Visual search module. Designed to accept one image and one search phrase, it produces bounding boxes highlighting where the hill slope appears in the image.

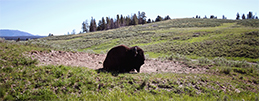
[1,18,259,100]
[31,18,259,62]
[1,41,259,100]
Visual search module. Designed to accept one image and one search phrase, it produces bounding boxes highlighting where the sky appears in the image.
[0,0,258,36]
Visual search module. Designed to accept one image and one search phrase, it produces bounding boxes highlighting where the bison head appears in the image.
[130,46,145,72]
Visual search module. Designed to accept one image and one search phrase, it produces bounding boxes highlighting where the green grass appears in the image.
[145,52,168,58]
[2,18,259,100]
[1,41,258,100]
[25,18,259,63]
[130,40,167,47]
[78,39,120,53]
[0,42,258,100]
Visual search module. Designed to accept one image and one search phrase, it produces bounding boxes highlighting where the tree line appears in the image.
[194,11,258,20]
[66,11,257,35]
[236,11,258,20]
[81,11,171,33]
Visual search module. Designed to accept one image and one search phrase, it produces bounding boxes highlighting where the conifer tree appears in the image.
[90,17,97,32]
[82,20,89,33]
[97,20,102,31]
[82,22,86,32]
[147,18,151,23]
[164,15,171,20]
[101,17,106,30]
[247,11,253,19]
[120,14,126,26]
[125,16,131,26]
[236,12,240,20]
[116,14,120,28]
[138,11,141,24]
[155,15,163,22]
[110,18,114,29]
[132,14,138,25]
[106,17,111,30]
[140,12,147,24]
[93,19,96,31]
[242,14,246,19]
[90,18,93,32]
[204,15,207,19]
[210,15,215,19]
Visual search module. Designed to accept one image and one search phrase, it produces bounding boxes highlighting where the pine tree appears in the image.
[116,14,120,28]
[138,11,141,24]
[242,14,246,19]
[97,20,102,31]
[90,17,97,32]
[48,33,53,36]
[90,18,93,32]
[247,11,253,19]
[93,19,96,31]
[147,18,151,23]
[204,15,207,19]
[140,12,147,24]
[102,17,106,30]
[125,16,131,26]
[236,12,240,20]
[155,15,163,22]
[120,14,125,26]
[82,20,89,33]
[196,15,199,18]
[210,15,215,19]
[110,18,114,29]
[82,22,86,32]
[222,15,225,19]
[132,14,138,25]
[164,15,171,20]
[106,17,111,30]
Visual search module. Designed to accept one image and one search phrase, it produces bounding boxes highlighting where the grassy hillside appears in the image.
[1,42,259,100]
[26,18,259,62]
[1,18,259,100]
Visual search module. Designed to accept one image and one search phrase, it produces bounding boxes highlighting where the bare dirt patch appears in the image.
[29,50,207,73]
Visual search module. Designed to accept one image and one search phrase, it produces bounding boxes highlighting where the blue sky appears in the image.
[0,0,258,36]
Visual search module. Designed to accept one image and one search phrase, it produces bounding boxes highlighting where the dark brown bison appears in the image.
[103,45,145,73]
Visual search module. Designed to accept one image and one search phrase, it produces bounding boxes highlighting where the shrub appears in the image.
[213,57,231,66]
[220,67,232,74]
[0,37,5,43]
[198,57,212,65]
[167,53,191,62]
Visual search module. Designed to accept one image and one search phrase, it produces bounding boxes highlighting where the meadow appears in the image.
[25,19,259,61]
[1,18,259,100]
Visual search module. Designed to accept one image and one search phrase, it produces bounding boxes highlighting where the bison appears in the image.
[103,45,145,73]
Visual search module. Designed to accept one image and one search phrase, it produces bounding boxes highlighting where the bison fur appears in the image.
[103,45,145,73]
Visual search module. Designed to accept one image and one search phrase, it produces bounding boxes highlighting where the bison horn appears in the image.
[134,47,138,57]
